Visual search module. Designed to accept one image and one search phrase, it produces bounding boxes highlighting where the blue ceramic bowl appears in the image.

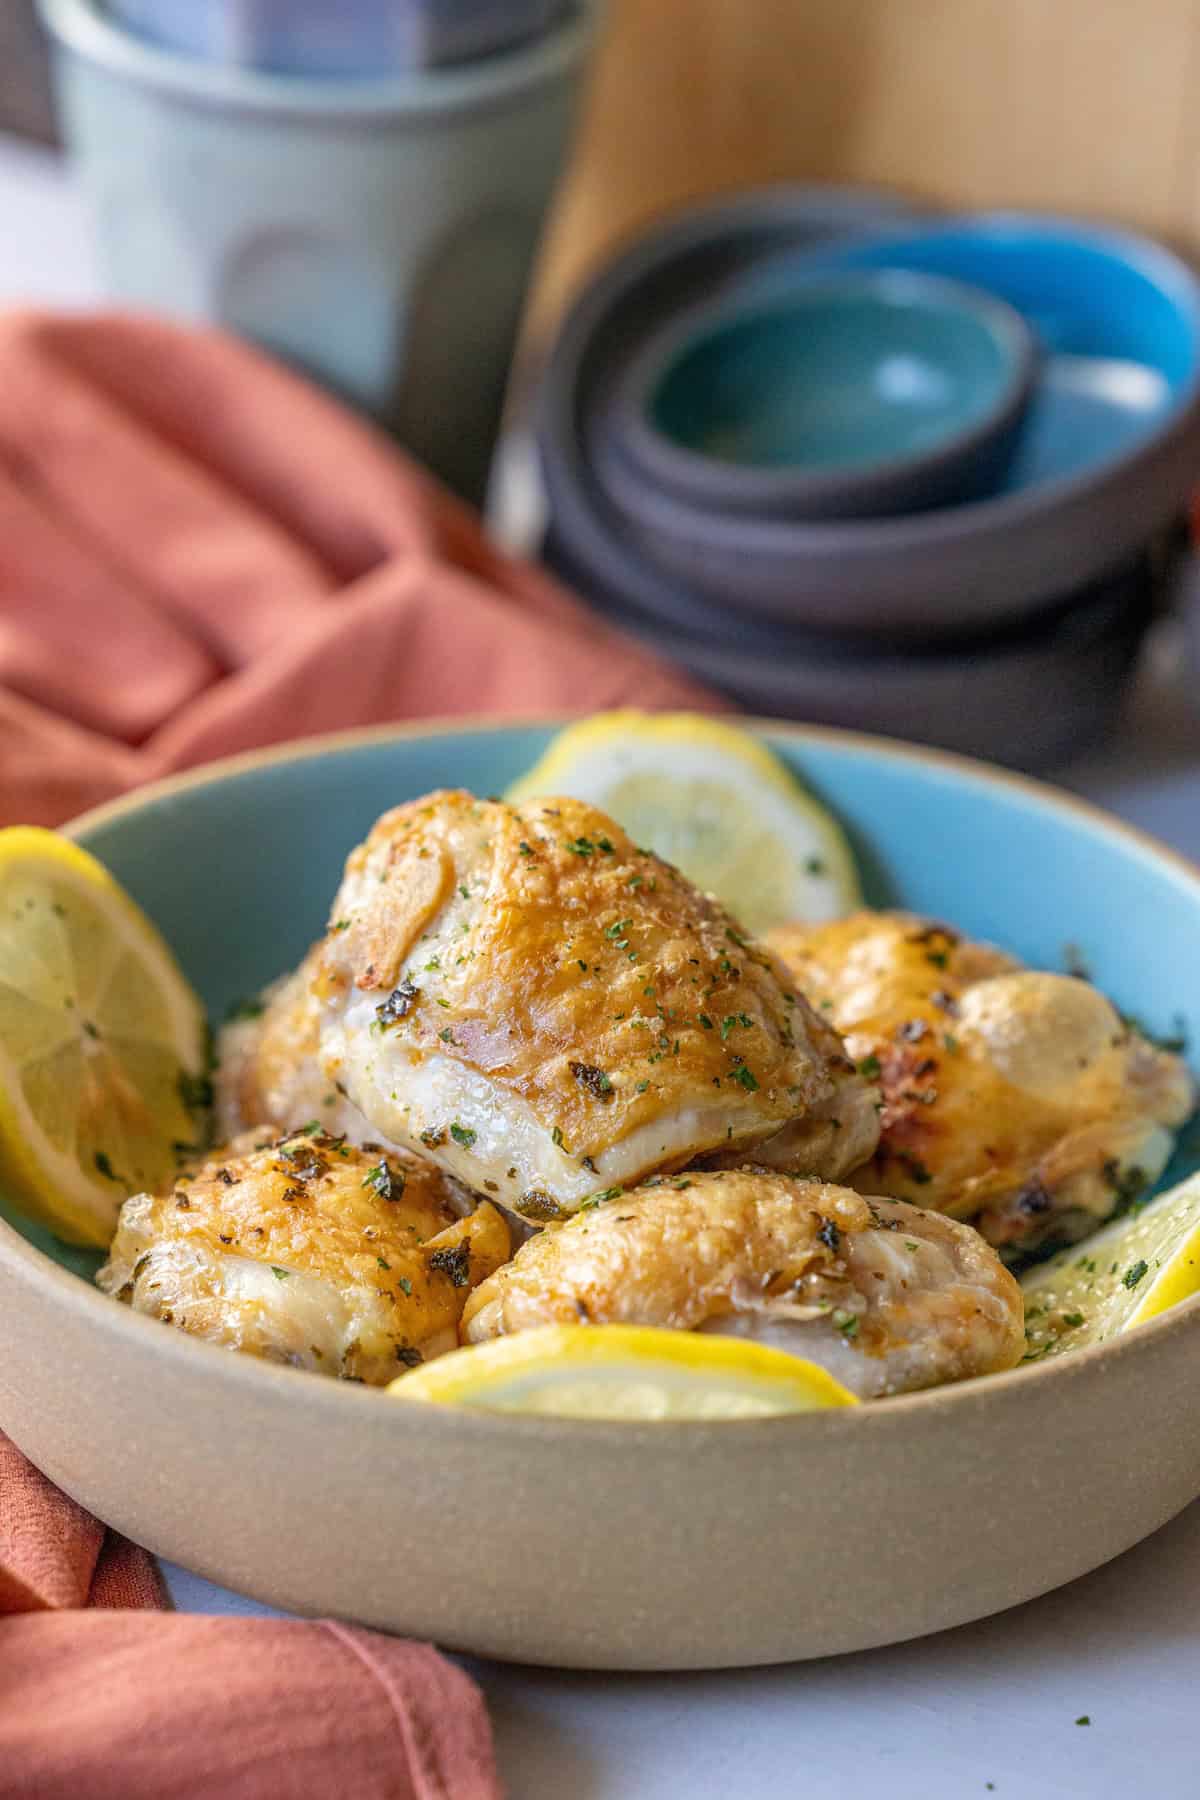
[543,206,1200,636]
[609,272,1036,520]
[2,722,1200,1670]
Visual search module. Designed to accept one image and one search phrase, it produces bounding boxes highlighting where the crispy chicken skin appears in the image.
[215,947,373,1144]
[462,1168,1024,1399]
[767,910,1196,1254]
[314,790,876,1219]
[97,1129,510,1383]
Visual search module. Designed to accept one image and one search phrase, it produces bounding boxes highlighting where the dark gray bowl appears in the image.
[602,271,1036,522]
[540,201,1200,640]
[545,532,1155,771]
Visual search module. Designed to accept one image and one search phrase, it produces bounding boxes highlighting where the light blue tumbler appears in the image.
[38,0,598,501]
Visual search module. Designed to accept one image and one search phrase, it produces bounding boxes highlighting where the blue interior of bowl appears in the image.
[5,724,1199,1280]
[756,217,1200,492]
[650,281,1021,473]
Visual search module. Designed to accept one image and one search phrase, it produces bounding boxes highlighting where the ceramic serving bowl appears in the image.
[543,208,1200,638]
[544,538,1156,769]
[2,721,1199,1671]
[601,271,1036,521]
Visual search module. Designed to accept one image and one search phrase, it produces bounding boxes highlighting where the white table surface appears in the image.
[6,134,1200,1800]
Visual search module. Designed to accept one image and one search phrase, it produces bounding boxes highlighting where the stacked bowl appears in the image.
[538,190,1200,767]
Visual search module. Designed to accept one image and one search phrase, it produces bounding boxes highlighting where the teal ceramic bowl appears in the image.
[1,720,1199,1670]
[605,271,1036,520]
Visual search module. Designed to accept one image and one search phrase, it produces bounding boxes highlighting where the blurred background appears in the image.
[7,0,1200,775]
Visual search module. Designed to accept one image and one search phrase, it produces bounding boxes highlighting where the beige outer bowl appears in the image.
[2,1247,1199,1667]
[2,722,1200,1669]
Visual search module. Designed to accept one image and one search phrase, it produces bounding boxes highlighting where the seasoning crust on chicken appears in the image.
[767,910,1196,1253]
[462,1167,1024,1400]
[315,791,876,1219]
[97,1129,510,1383]
[215,948,372,1143]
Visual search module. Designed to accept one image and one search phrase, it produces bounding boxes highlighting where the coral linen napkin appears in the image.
[0,309,716,829]
[0,307,720,1795]
[0,1436,499,1798]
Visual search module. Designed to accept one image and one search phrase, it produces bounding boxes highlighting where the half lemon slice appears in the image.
[1021,1170,1200,1360]
[389,1324,858,1419]
[506,711,859,935]
[0,828,208,1247]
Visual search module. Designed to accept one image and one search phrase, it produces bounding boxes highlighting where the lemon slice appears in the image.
[1021,1171,1200,1360]
[507,712,859,935]
[0,828,208,1248]
[388,1323,858,1419]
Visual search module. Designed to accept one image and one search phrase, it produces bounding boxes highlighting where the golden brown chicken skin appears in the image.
[462,1167,1024,1400]
[215,947,374,1144]
[314,791,876,1219]
[767,910,1196,1255]
[97,1129,510,1383]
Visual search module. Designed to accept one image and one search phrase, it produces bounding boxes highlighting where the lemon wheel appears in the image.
[507,712,859,936]
[390,1323,858,1419]
[1022,1170,1200,1360]
[0,828,208,1247]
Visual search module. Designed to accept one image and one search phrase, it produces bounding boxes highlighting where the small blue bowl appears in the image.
[609,271,1036,520]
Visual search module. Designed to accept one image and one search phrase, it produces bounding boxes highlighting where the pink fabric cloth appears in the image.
[0,1435,499,1797]
[0,310,717,828]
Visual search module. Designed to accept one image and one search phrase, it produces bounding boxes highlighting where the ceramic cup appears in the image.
[41,0,596,504]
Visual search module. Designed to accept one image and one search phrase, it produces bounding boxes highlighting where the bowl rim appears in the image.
[38,0,596,118]
[613,269,1037,515]
[3,712,1199,1447]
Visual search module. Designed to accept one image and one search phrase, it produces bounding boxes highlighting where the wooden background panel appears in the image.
[533,0,1200,327]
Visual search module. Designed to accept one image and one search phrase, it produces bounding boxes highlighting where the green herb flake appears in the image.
[449,1122,477,1149]
[720,1012,752,1041]
[271,1266,290,1281]
[730,1064,759,1093]
[857,1053,882,1080]
[552,1126,565,1148]
[1122,1259,1149,1290]
[398,1276,413,1296]
[376,1256,391,1271]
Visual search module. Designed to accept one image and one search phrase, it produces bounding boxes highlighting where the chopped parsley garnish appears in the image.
[376,1256,391,1271]
[579,1187,623,1211]
[458,884,470,899]
[606,917,633,940]
[570,1061,615,1101]
[376,978,420,1025]
[942,1032,960,1053]
[552,1126,565,1148]
[817,1216,841,1253]
[363,1159,405,1203]
[720,1012,752,1040]
[832,1309,860,1338]
[1122,1259,1149,1290]
[1061,1311,1086,1328]
[1075,1716,1091,1727]
[332,918,351,933]
[635,1080,649,1094]
[805,856,826,876]
[565,836,596,856]
[271,1266,290,1281]
[449,1122,477,1149]
[429,1241,471,1287]
[518,841,533,856]
[857,1054,882,1080]
[730,1064,759,1092]
[439,1027,455,1043]
[398,1276,413,1296]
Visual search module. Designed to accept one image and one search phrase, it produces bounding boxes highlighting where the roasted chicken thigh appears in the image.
[98,1129,510,1382]
[767,910,1195,1253]
[315,791,877,1219]
[462,1167,1024,1399]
